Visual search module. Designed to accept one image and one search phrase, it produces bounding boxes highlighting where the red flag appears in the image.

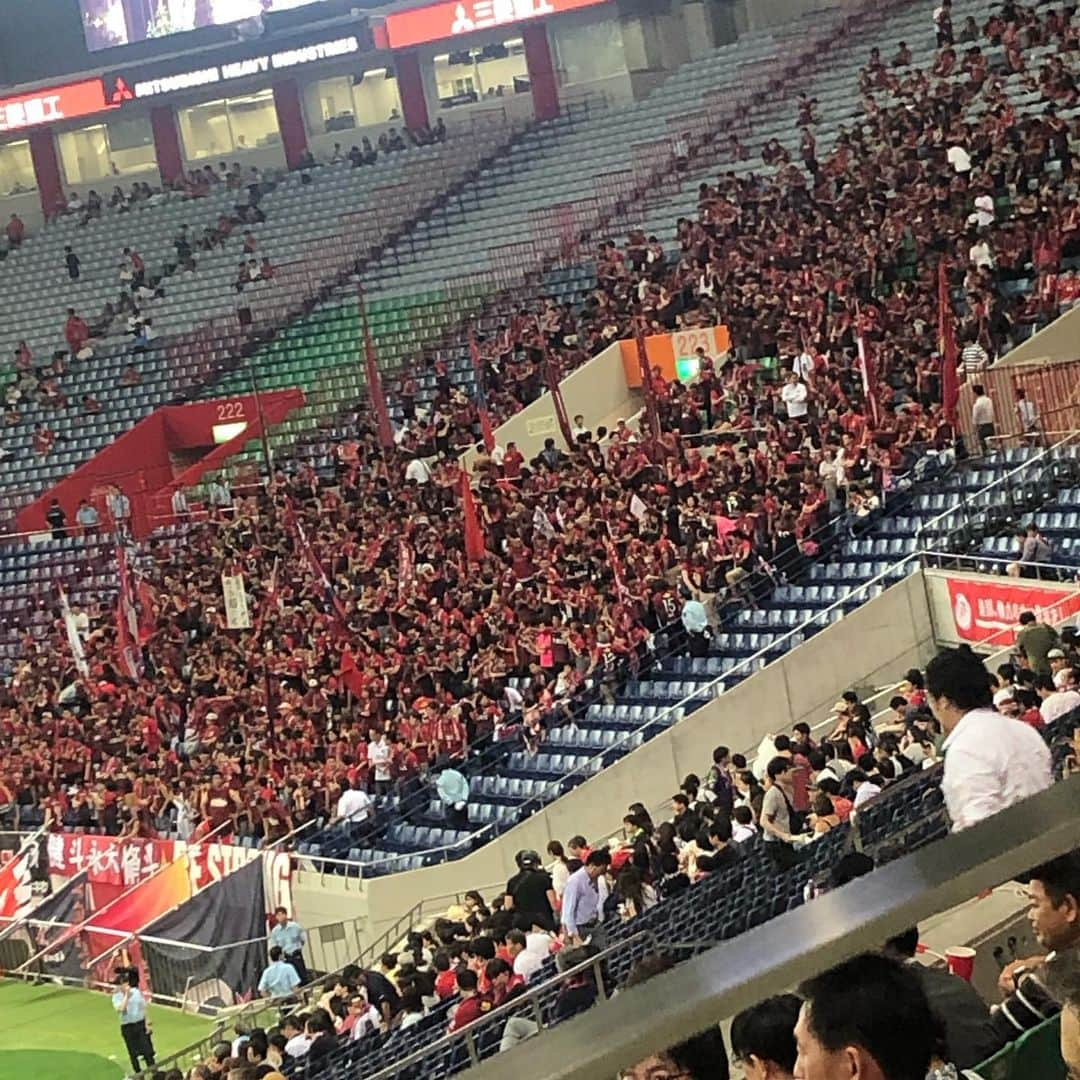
[603,537,629,604]
[460,471,486,562]
[542,349,575,449]
[398,538,415,601]
[359,285,393,449]
[284,498,347,623]
[634,323,661,441]
[136,578,156,643]
[339,646,366,697]
[938,260,959,425]
[469,331,496,453]
[115,546,141,679]
[854,305,881,428]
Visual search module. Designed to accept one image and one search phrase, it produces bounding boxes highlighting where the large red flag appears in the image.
[359,285,393,449]
[542,349,575,449]
[469,331,496,453]
[938,260,960,425]
[115,546,141,679]
[339,646,366,697]
[854,303,881,428]
[460,471,486,562]
[634,323,661,441]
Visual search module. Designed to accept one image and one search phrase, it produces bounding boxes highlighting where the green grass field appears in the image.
[0,979,216,1079]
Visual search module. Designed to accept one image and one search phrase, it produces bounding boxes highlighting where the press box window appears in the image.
[57,116,156,185]
[0,140,35,197]
[178,90,281,161]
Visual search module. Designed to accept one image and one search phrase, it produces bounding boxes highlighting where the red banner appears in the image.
[46,835,257,893]
[945,577,1080,646]
[383,0,608,49]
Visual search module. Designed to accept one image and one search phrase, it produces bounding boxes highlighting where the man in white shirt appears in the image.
[850,769,882,808]
[970,384,995,456]
[505,928,550,982]
[334,778,374,828]
[1037,670,1080,724]
[405,455,431,484]
[781,371,809,421]
[968,236,993,269]
[947,143,972,174]
[368,732,393,796]
[925,647,1052,831]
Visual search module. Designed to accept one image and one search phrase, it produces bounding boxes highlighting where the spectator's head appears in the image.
[1019,610,1036,626]
[585,848,611,881]
[713,745,730,768]
[709,818,732,849]
[505,930,526,958]
[766,757,792,785]
[925,647,992,733]
[568,835,588,858]
[733,805,754,828]
[622,953,730,1079]
[730,993,801,1079]
[456,968,478,996]
[1025,851,1080,952]
[269,946,283,963]
[274,906,288,927]
[794,954,936,1080]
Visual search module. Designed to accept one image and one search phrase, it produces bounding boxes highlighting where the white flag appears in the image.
[629,493,648,521]
[221,573,252,630]
[58,586,89,678]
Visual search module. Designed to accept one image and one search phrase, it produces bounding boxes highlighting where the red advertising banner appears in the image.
[384,0,608,49]
[945,576,1080,646]
[0,79,111,134]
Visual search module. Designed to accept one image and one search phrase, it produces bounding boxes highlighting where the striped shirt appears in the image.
[961,343,988,375]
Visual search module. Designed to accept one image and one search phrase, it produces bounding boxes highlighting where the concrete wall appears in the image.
[998,304,1080,368]
[463,341,638,468]
[328,570,937,947]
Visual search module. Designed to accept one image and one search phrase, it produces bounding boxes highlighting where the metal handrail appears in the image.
[459,777,1080,1080]
[915,431,1079,543]
[920,550,1079,581]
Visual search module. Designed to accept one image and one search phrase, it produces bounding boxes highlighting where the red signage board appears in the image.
[384,0,608,49]
[945,575,1080,647]
[0,79,111,135]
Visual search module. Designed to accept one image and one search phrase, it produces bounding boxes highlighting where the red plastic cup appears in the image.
[945,946,976,981]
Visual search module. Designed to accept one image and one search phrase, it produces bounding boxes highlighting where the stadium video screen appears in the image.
[80,0,328,51]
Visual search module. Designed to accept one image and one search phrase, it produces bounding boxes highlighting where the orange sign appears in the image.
[619,325,731,387]
[0,79,111,134]
[384,0,609,49]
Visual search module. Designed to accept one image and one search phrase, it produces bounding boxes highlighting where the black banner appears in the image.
[140,858,267,1007]
[0,871,93,978]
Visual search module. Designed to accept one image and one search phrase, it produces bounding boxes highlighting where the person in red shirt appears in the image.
[447,969,492,1032]
[501,441,524,480]
[64,308,90,355]
[6,213,24,247]
[433,952,458,999]
[485,957,525,1005]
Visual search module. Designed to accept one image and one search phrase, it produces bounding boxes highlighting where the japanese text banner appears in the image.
[384,0,608,50]
[945,575,1080,646]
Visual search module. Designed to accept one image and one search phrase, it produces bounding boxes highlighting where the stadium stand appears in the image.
[2,0,1080,1073]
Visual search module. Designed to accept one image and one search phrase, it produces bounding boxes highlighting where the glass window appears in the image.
[303,72,402,134]
[303,76,356,135]
[57,116,155,184]
[178,99,233,161]
[435,42,527,107]
[351,69,401,127]
[0,141,35,196]
[104,116,156,175]
[178,92,280,161]
[226,90,280,152]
